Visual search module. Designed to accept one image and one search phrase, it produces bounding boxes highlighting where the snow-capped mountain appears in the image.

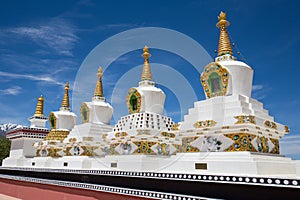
[0,123,22,136]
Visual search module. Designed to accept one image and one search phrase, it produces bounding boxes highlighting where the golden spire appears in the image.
[216,11,233,56]
[61,82,70,110]
[34,95,44,117]
[141,46,152,81]
[94,67,104,97]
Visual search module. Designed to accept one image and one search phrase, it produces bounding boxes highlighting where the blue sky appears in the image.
[0,0,299,158]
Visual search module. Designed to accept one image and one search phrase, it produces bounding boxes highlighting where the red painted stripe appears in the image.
[7,129,48,135]
[0,178,150,200]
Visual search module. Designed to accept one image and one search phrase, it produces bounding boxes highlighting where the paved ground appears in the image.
[0,194,21,200]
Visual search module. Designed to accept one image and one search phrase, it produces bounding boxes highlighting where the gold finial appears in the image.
[61,82,70,110]
[218,11,227,21]
[94,67,104,97]
[34,95,44,117]
[141,46,152,81]
[216,11,233,56]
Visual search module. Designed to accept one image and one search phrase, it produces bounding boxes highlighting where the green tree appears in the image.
[0,136,11,165]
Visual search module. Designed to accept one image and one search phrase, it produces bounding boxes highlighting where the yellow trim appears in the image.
[234,115,256,125]
[45,129,69,141]
[193,120,216,128]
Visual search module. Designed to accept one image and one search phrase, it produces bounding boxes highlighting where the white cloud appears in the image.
[281,135,300,140]
[80,23,138,33]
[280,135,300,158]
[165,110,182,116]
[7,17,78,56]
[251,84,271,100]
[0,116,27,126]
[0,53,78,76]
[110,87,127,104]
[0,71,65,86]
[0,102,28,125]
[252,84,263,91]
[0,86,22,95]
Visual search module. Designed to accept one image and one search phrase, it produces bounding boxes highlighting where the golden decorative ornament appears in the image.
[47,147,63,157]
[45,129,70,141]
[37,147,48,157]
[61,82,70,110]
[80,145,99,156]
[104,143,120,155]
[49,141,57,145]
[180,137,200,153]
[269,138,280,154]
[193,119,216,128]
[284,125,290,133]
[264,120,277,129]
[64,146,72,156]
[36,149,41,157]
[222,126,230,129]
[68,138,77,142]
[136,130,150,135]
[224,133,257,152]
[34,95,44,117]
[234,115,256,124]
[133,141,156,155]
[256,136,270,153]
[161,132,176,138]
[172,123,180,130]
[157,143,172,155]
[216,11,233,56]
[200,62,229,98]
[83,137,93,141]
[94,67,104,97]
[115,132,128,138]
[141,46,152,81]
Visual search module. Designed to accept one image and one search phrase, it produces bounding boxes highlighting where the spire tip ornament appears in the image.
[94,67,104,98]
[61,82,70,110]
[141,46,152,81]
[216,11,233,57]
[34,95,44,117]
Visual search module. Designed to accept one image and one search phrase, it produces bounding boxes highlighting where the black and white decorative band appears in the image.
[0,174,211,200]
[1,167,300,188]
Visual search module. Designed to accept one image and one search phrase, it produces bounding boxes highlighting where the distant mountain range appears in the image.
[0,123,22,137]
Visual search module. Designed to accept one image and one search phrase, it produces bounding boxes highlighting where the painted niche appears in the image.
[200,62,229,98]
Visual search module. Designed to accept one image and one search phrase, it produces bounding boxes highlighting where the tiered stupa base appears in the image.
[3,151,299,176]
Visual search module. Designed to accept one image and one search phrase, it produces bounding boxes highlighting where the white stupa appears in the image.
[3,96,49,166]
[65,67,113,141]
[127,46,166,115]
[110,46,173,135]
[58,67,114,159]
[105,46,180,157]
[175,12,293,175]
[29,96,48,129]
[34,83,77,158]
[48,82,77,133]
